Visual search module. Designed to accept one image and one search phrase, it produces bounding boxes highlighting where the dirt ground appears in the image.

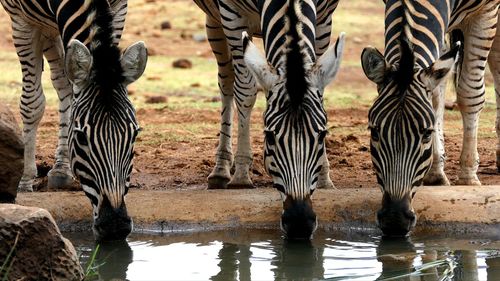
[0,0,498,193]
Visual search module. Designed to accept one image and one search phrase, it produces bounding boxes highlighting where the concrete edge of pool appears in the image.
[15,186,500,236]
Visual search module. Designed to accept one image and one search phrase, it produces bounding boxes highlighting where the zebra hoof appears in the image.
[47,170,74,189]
[207,175,230,189]
[227,176,254,189]
[227,182,255,189]
[423,173,450,186]
[456,177,481,186]
[18,181,34,192]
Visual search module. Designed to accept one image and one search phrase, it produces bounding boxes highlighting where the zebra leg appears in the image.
[225,29,257,189]
[487,13,500,172]
[12,22,45,192]
[227,76,257,189]
[314,1,337,190]
[455,8,498,185]
[43,37,75,189]
[206,17,235,189]
[424,83,450,185]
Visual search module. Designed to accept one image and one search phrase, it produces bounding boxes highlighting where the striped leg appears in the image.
[223,22,257,189]
[314,0,336,190]
[43,36,75,188]
[12,20,45,192]
[424,82,450,185]
[206,17,235,189]
[455,6,498,185]
[488,13,500,172]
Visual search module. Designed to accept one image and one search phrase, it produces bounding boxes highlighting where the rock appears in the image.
[160,21,172,30]
[145,96,168,104]
[192,33,207,42]
[0,204,84,280]
[172,58,193,69]
[353,37,363,44]
[0,104,24,203]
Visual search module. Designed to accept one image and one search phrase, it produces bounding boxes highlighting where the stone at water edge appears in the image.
[0,104,24,203]
[0,204,84,280]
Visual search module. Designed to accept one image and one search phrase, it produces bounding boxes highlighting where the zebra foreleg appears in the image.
[314,2,336,190]
[424,83,450,186]
[488,13,500,172]
[13,22,45,192]
[456,8,497,185]
[43,37,75,189]
[227,68,258,189]
[206,17,235,189]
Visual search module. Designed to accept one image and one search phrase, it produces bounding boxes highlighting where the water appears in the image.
[67,229,500,281]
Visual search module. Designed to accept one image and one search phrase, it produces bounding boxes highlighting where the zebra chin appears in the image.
[280,195,317,240]
[93,197,133,242]
[376,192,416,237]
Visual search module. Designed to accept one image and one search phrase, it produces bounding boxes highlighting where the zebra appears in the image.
[361,0,499,236]
[1,0,148,241]
[193,0,345,239]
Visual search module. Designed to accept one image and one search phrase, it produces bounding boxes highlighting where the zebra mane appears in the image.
[284,0,311,110]
[87,0,125,103]
[394,0,415,94]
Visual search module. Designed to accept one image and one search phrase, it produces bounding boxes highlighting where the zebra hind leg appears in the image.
[488,13,500,172]
[205,17,235,189]
[455,6,497,185]
[43,37,75,189]
[317,156,335,189]
[12,22,45,192]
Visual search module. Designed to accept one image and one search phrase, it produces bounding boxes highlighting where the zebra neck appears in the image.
[384,0,451,68]
[52,0,114,50]
[261,0,316,68]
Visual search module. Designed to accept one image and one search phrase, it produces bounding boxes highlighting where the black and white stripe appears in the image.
[362,0,499,236]
[1,0,147,241]
[194,0,345,238]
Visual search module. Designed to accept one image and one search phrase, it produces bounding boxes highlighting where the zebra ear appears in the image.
[361,46,388,84]
[313,32,346,88]
[121,41,148,85]
[65,40,93,87]
[423,42,460,90]
[242,32,279,90]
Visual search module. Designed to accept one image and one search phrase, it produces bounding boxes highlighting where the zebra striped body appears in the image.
[1,0,147,241]
[362,0,499,236]
[194,0,345,238]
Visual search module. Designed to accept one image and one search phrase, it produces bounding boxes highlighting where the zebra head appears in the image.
[361,39,460,237]
[242,7,345,239]
[64,38,147,241]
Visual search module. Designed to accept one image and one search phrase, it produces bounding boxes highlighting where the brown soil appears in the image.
[0,0,498,193]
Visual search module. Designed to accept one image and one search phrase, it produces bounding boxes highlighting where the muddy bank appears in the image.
[16,186,500,235]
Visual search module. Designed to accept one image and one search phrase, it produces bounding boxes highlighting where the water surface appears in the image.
[67,229,500,280]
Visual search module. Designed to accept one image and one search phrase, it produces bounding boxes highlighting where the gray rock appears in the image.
[0,104,23,203]
[0,204,84,280]
[192,33,207,42]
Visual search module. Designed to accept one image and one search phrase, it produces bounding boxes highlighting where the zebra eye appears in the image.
[370,127,380,142]
[74,129,88,146]
[133,127,142,140]
[318,130,327,144]
[422,129,433,143]
[265,131,276,146]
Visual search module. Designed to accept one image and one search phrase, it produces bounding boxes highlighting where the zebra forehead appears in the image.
[369,95,434,127]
